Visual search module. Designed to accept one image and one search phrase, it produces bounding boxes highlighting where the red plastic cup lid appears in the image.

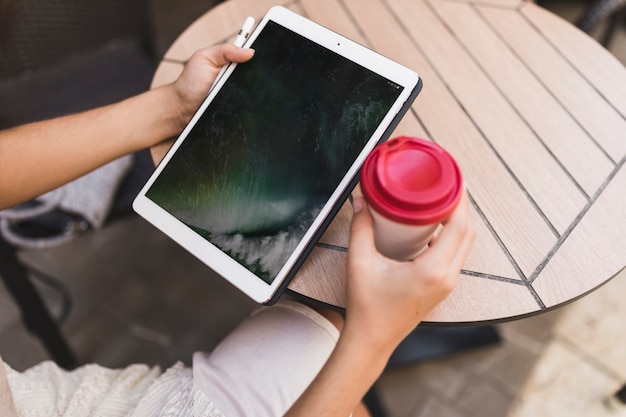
[361,136,463,225]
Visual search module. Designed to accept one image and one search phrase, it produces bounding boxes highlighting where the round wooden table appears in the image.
[152,0,626,324]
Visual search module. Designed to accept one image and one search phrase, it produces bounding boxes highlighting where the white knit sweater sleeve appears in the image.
[1,358,225,417]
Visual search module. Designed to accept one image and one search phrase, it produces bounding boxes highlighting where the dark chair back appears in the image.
[0,0,153,78]
[0,0,158,369]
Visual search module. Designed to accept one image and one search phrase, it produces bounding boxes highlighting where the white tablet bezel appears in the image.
[133,6,421,304]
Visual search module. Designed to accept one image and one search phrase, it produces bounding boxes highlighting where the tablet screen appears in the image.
[145,20,404,285]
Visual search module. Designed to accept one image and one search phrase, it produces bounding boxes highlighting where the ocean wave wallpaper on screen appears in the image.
[147,21,402,284]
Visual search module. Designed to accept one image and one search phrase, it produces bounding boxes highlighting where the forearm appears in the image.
[286,189,472,416]
[0,84,183,209]
[285,326,393,417]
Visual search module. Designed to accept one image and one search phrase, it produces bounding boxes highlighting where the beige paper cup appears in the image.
[360,136,463,261]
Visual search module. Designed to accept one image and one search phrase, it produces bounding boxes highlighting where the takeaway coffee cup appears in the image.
[360,136,463,261]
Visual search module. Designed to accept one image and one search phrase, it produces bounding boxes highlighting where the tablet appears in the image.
[133,6,422,304]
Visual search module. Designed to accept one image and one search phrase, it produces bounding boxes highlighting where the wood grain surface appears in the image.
[152,0,626,323]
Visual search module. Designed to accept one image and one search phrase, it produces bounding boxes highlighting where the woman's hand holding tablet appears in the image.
[133,6,422,304]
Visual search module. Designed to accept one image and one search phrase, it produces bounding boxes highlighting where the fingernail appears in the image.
[352,196,364,213]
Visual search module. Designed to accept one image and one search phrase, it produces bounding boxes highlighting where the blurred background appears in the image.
[0,0,625,416]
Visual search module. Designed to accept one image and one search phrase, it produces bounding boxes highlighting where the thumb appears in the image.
[220,43,255,65]
[348,196,377,256]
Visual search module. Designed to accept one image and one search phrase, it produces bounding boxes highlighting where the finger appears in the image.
[446,220,475,274]
[205,44,254,68]
[222,43,255,63]
[420,193,471,267]
[188,44,254,72]
[347,197,378,258]
[444,207,475,286]
[427,224,444,246]
[440,222,475,290]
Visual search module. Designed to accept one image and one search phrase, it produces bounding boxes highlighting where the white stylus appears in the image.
[210,16,256,92]
[234,17,256,47]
